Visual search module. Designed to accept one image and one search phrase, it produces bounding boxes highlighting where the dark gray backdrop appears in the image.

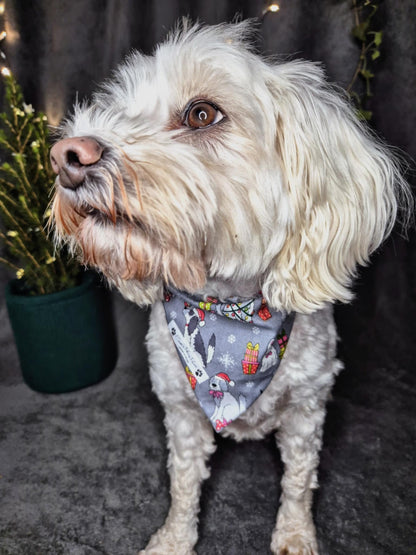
[0,1,415,554]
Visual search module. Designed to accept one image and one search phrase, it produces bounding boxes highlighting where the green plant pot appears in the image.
[5,271,118,393]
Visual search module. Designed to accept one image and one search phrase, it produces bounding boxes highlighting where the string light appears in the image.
[0,0,10,77]
[268,3,280,12]
[263,3,280,16]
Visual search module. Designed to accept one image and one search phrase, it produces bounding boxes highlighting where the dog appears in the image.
[49,20,410,555]
[209,372,246,430]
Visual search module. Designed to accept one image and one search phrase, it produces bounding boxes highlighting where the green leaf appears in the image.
[353,21,369,42]
[371,49,380,61]
[360,68,375,79]
[357,109,373,121]
[370,31,383,46]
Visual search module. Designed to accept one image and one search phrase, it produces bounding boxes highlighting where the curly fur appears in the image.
[50,20,411,554]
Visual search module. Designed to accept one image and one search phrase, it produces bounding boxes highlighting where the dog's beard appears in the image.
[51,150,209,293]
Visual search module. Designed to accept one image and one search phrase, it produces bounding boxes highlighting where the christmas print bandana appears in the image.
[163,287,295,433]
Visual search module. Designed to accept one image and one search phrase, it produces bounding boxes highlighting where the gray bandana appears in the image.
[163,288,295,433]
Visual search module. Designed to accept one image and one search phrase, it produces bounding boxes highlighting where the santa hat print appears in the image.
[196,308,205,326]
[216,372,235,387]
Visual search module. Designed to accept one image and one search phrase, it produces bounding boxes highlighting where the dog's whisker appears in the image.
[107,171,117,224]
[121,150,144,211]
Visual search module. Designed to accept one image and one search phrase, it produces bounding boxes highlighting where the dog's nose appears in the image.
[50,137,103,190]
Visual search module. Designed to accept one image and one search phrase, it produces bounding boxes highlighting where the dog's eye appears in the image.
[184,101,224,129]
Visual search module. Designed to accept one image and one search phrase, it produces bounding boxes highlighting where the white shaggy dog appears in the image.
[50,20,410,555]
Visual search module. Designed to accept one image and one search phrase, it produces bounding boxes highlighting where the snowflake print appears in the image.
[252,326,260,335]
[209,313,217,321]
[245,381,255,389]
[170,310,177,319]
[227,334,236,344]
[219,352,236,371]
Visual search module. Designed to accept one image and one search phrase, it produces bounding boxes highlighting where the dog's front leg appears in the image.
[141,407,216,555]
[271,402,326,555]
[142,302,217,554]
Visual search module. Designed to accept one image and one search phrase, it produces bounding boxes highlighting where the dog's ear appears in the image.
[260,60,411,313]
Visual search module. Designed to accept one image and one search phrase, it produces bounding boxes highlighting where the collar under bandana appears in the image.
[163,288,295,433]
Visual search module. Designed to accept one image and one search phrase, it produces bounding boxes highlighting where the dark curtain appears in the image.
[4,0,416,490]
[3,0,416,459]
[6,0,416,368]
[5,0,413,372]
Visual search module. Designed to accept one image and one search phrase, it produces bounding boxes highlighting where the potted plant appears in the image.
[0,74,118,393]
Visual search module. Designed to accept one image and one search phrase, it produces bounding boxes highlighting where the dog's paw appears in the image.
[139,545,196,555]
[139,526,196,555]
[272,535,318,555]
[271,519,318,555]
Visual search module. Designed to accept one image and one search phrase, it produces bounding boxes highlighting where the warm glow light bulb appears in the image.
[0,3,5,16]
[262,3,281,16]
[268,3,280,12]
[1,66,11,76]
[0,30,6,41]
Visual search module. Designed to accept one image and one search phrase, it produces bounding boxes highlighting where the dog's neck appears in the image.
[193,277,261,303]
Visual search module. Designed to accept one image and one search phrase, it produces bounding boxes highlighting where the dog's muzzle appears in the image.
[50,136,103,190]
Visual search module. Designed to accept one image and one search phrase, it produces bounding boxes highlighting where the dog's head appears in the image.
[50,20,410,311]
[210,374,234,393]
